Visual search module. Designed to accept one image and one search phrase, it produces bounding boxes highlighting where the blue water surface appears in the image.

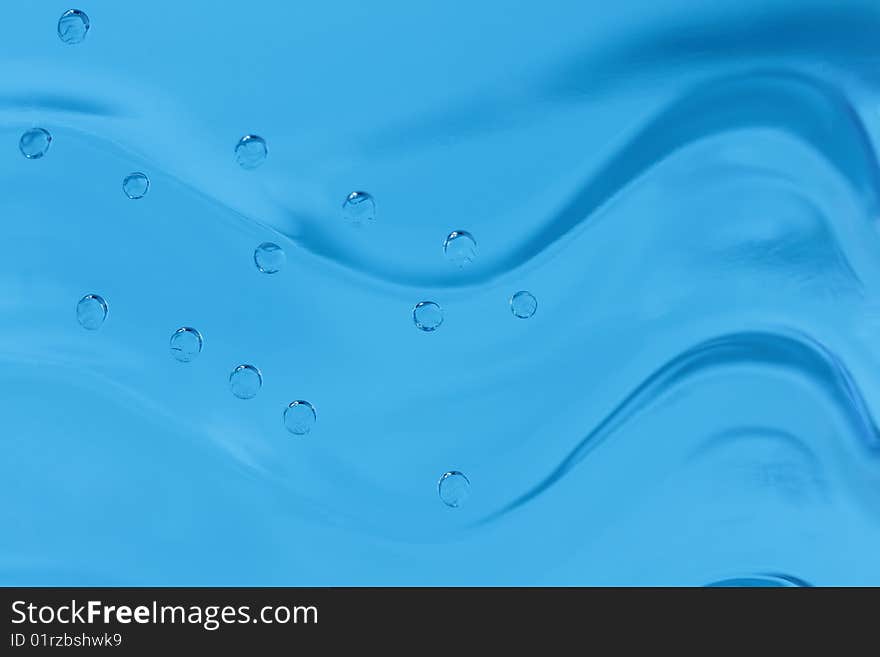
[3,1,880,585]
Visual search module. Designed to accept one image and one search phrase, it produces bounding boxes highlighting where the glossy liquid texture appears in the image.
[5,1,880,587]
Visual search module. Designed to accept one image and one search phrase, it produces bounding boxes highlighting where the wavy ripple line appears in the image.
[5,71,875,293]
[483,331,880,522]
[293,71,880,288]
[492,71,880,278]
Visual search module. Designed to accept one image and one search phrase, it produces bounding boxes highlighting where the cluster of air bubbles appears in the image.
[342,191,376,225]
[284,401,317,435]
[169,327,203,363]
[57,9,89,44]
[41,6,535,509]
[76,294,108,330]
[254,242,285,274]
[57,162,519,514]
[19,128,52,159]
[123,172,150,199]
[235,135,267,169]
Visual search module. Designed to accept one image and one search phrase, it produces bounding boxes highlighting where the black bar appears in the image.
[0,587,872,651]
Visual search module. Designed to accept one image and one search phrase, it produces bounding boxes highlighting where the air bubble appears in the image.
[510,291,537,319]
[253,242,285,274]
[443,230,477,267]
[413,301,443,331]
[284,400,316,435]
[438,471,470,508]
[235,135,267,169]
[76,294,107,330]
[170,327,203,363]
[57,9,90,44]
[229,364,262,400]
[19,128,52,159]
[123,172,150,199]
[342,191,376,224]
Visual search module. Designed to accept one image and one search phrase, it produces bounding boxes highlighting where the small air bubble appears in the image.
[123,172,150,199]
[342,191,376,224]
[76,294,107,330]
[510,291,537,319]
[170,327,203,363]
[229,364,262,400]
[19,128,52,159]
[438,471,470,508]
[253,242,285,274]
[57,9,90,44]
[413,301,443,331]
[443,230,477,267]
[284,400,316,435]
[235,135,267,169]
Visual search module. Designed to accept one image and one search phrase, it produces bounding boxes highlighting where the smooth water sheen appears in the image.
[4,1,880,586]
